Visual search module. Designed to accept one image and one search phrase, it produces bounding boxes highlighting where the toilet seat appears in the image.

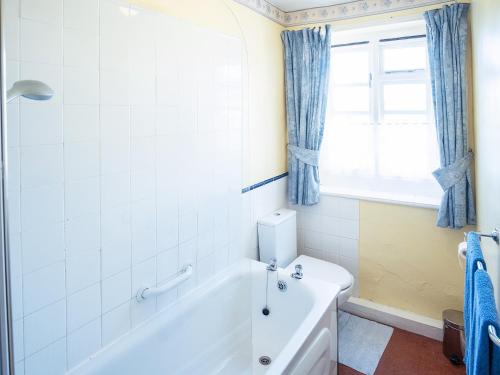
[286,255,354,292]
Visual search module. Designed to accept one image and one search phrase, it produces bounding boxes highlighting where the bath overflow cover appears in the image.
[259,356,272,366]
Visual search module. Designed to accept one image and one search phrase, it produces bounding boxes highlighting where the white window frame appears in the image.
[321,20,441,209]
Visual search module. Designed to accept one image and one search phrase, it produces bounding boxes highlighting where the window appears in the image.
[320,21,441,207]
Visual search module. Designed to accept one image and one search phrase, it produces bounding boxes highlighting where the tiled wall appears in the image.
[291,195,360,295]
[4,0,243,373]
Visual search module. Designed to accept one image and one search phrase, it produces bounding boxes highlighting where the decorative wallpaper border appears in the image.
[233,0,286,25]
[233,0,452,26]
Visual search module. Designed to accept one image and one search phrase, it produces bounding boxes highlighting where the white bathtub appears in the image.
[68,259,340,375]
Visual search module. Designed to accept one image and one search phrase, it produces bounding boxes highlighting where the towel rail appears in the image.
[465,229,500,245]
[476,261,500,347]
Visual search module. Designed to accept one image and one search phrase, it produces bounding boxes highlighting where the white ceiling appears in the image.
[267,0,350,12]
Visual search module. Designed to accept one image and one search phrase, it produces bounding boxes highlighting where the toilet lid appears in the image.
[286,255,353,291]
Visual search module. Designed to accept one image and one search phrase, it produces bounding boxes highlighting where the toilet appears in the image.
[257,208,354,307]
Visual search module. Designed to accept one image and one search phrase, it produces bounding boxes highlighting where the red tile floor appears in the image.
[337,328,466,375]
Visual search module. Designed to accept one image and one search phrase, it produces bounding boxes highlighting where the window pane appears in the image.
[383,45,427,72]
[321,120,375,177]
[331,86,370,112]
[377,123,439,179]
[383,84,427,112]
[332,49,370,84]
[382,113,428,124]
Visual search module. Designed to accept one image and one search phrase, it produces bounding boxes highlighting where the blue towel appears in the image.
[466,269,500,375]
[465,232,486,343]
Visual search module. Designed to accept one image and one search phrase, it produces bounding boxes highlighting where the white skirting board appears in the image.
[341,297,444,342]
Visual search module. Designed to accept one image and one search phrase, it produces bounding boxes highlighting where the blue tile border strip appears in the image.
[241,172,288,194]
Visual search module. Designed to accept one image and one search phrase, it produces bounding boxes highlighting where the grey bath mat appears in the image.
[338,312,393,375]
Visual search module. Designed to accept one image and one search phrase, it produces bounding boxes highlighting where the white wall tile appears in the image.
[21,185,64,232]
[63,105,99,143]
[7,148,20,192]
[65,177,100,218]
[101,173,130,210]
[100,70,129,105]
[179,239,196,267]
[156,106,179,136]
[99,0,129,40]
[67,319,101,368]
[100,241,128,275]
[21,144,63,188]
[64,142,100,182]
[131,296,156,328]
[132,257,156,293]
[15,361,25,375]
[102,302,131,346]
[66,252,100,294]
[25,338,66,375]
[4,0,20,60]
[131,199,156,263]
[13,318,24,362]
[63,0,99,33]
[63,30,99,69]
[21,0,62,26]
[20,102,62,146]
[131,105,155,137]
[23,261,65,315]
[65,212,100,253]
[22,222,65,274]
[7,102,20,148]
[131,136,155,175]
[100,106,130,174]
[24,300,65,356]
[179,213,197,244]
[339,255,359,279]
[102,269,131,314]
[197,230,214,260]
[156,247,178,283]
[132,172,155,203]
[63,68,99,105]
[20,19,62,64]
[101,204,131,277]
[156,208,178,253]
[11,275,24,321]
[9,231,23,283]
[294,197,360,286]
[67,283,101,333]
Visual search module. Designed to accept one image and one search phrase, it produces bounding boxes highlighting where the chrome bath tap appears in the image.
[266,258,278,272]
[291,264,303,279]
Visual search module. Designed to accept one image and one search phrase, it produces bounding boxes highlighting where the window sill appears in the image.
[320,186,440,210]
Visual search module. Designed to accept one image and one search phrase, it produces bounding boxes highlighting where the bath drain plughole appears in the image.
[259,356,272,366]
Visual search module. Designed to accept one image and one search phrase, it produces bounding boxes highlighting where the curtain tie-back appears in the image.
[288,145,320,167]
[433,151,473,191]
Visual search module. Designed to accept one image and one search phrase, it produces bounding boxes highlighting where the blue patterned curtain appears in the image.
[281,26,331,206]
[424,4,476,229]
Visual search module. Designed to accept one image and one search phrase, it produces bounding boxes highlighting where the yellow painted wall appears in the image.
[359,201,472,320]
[129,0,287,187]
[470,0,500,307]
